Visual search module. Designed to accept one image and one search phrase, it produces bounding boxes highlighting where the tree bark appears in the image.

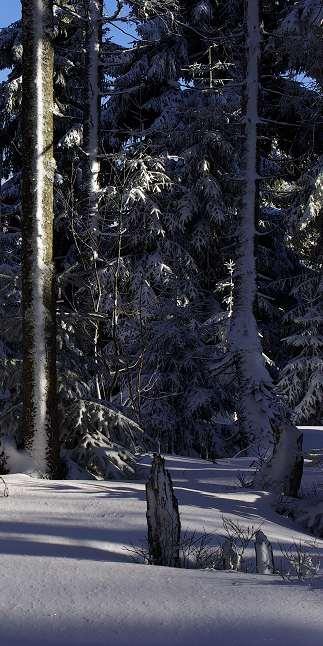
[83,0,103,239]
[21,0,59,476]
[254,424,303,497]
[83,0,104,401]
[229,0,303,496]
[146,454,181,567]
[255,530,274,574]
[229,0,273,452]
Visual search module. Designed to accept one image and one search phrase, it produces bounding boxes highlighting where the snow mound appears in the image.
[0,454,322,645]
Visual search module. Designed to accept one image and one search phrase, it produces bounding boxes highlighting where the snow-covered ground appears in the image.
[0,432,323,645]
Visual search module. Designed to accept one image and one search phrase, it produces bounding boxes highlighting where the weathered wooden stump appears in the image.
[255,530,274,574]
[146,454,181,567]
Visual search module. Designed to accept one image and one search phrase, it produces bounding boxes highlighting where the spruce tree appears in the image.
[276,0,323,424]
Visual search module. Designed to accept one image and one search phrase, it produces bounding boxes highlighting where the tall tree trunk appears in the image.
[229,0,273,452]
[229,0,303,495]
[21,0,59,476]
[84,0,102,242]
[83,0,103,401]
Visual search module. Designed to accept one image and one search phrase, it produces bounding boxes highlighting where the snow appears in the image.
[0,450,322,645]
[3,439,35,474]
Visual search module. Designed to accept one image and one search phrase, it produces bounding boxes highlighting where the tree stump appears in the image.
[221,539,240,570]
[255,530,274,574]
[146,454,181,567]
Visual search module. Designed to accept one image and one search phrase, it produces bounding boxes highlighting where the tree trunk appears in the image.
[254,424,303,497]
[255,530,274,574]
[229,0,273,452]
[146,454,181,567]
[229,0,303,496]
[83,0,103,401]
[84,0,103,238]
[21,0,59,476]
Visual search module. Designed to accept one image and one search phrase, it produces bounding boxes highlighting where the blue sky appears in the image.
[0,0,21,27]
[0,0,134,83]
[0,0,21,82]
[0,0,133,41]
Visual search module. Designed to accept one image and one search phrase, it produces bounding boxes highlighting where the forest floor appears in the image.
[0,428,323,645]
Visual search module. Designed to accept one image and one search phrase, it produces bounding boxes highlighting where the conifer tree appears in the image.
[276,0,323,424]
[0,0,320,482]
[225,0,303,495]
[0,1,145,479]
